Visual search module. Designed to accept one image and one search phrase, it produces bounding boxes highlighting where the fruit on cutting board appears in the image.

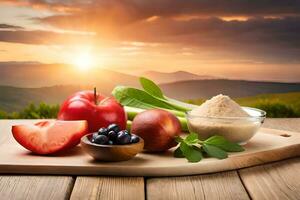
[57,89,127,132]
[12,120,88,155]
[131,109,181,152]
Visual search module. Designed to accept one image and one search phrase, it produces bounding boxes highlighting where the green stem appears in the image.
[125,107,144,120]
[166,97,198,110]
[125,107,189,132]
[125,106,186,119]
[178,117,188,132]
[126,120,132,131]
[167,109,186,117]
[198,140,204,145]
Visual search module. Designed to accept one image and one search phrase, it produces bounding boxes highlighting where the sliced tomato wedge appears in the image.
[12,120,88,155]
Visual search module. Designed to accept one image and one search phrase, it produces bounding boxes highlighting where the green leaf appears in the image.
[140,77,165,99]
[179,141,190,154]
[180,142,202,162]
[187,147,202,162]
[112,86,176,110]
[112,80,191,112]
[174,146,184,158]
[184,133,199,144]
[202,144,228,159]
[175,136,184,143]
[140,77,195,111]
[204,135,244,152]
[112,86,191,112]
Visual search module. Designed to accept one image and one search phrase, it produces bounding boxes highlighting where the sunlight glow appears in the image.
[73,52,93,71]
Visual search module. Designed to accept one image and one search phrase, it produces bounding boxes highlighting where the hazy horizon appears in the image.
[0,61,300,88]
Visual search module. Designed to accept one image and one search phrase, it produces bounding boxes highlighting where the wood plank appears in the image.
[0,175,74,200]
[239,157,300,200]
[147,171,250,200]
[70,177,144,200]
[240,119,300,200]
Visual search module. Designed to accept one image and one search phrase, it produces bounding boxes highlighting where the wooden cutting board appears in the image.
[0,120,299,177]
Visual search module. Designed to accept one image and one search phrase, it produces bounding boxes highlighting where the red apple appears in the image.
[131,109,181,152]
[57,90,127,132]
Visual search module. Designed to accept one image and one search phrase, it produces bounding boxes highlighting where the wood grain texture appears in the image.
[147,171,250,200]
[239,157,300,200]
[263,118,300,132]
[239,118,300,200]
[70,177,144,200]
[146,119,300,200]
[0,175,74,200]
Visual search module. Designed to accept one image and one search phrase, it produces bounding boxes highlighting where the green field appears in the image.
[0,92,300,119]
[0,103,60,119]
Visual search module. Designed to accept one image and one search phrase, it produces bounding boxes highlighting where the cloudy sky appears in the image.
[0,0,300,82]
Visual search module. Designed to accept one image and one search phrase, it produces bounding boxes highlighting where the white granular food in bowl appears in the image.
[190,94,249,117]
[188,94,262,144]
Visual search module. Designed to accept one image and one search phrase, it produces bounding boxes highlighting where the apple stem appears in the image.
[94,87,98,105]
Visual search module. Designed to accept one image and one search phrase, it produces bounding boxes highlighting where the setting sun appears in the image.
[74,52,94,71]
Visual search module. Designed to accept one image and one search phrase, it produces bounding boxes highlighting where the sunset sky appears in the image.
[0,0,300,82]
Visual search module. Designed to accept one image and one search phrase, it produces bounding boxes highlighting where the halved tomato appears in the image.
[12,120,88,155]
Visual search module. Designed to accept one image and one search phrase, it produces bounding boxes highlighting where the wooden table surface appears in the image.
[0,119,299,200]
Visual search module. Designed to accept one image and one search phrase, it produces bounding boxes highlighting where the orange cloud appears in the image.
[0,29,93,45]
[1,0,300,66]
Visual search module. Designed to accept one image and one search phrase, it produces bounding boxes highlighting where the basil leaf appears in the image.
[186,146,203,162]
[140,77,165,99]
[175,136,184,143]
[204,135,244,152]
[179,141,190,154]
[202,144,228,159]
[180,142,202,162]
[184,133,199,145]
[174,146,184,158]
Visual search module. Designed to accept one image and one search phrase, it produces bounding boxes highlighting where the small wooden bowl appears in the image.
[81,133,144,162]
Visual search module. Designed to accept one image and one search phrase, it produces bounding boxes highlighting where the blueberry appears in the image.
[124,130,131,135]
[130,135,140,143]
[93,135,108,145]
[108,131,118,141]
[107,140,114,145]
[116,131,131,144]
[117,130,127,136]
[107,124,120,133]
[92,132,98,140]
[98,127,108,136]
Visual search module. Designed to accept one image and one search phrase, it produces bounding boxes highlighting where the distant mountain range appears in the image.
[0,62,139,87]
[1,79,300,112]
[0,61,299,112]
[141,70,217,83]
[0,85,88,112]
[0,62,219,87]
[160,79,300,100]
